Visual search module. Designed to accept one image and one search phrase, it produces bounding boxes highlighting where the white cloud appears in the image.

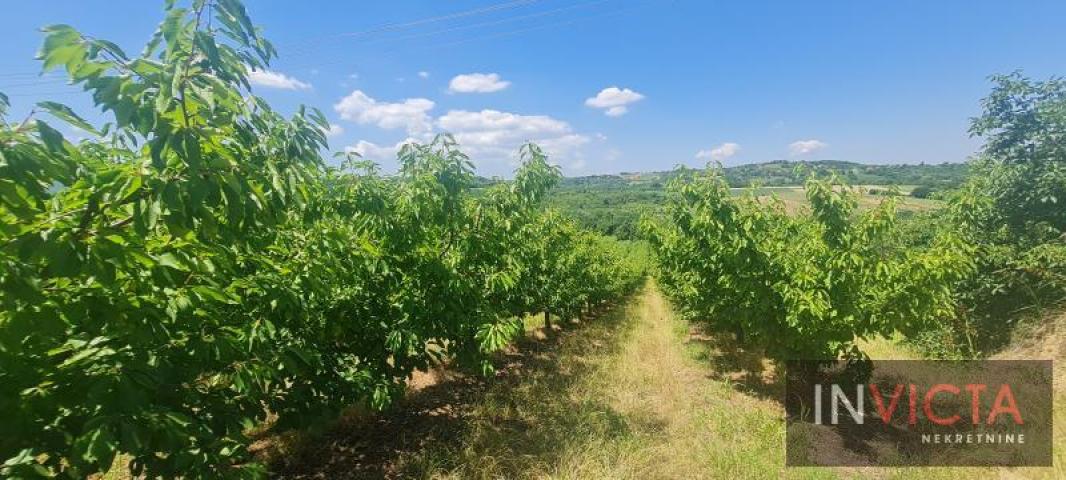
[448,73,511,93]
[418,71,430,79]
[585,87,644,116]
[437,109,588,162]
[339,95,594,173]
[438,109,569,136]
[789,139,828,156]
[247,69,312,90]
[538,134,591,156]
[333,90,435,135]
[345,138,419,161]
[326,124,344,137]
[696,142,741,161]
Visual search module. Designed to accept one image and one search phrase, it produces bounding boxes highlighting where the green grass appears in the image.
[390,283,1059,479]
[366,281,835,479]
[104,282,1060,479]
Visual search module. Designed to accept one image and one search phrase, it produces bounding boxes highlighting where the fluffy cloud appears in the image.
[338,87,593,172]
[696,142,741,161]
[437,109,588,162]
[333,90,435,135]
[585,87,644,116]
[247,70,312,90]
[438,109,569,136]
[789,139,828,156]
[418,71,430,79]
[538,134,591,157]
[345,138,419,161]
[325,124,344,137]
[448,73,511,93]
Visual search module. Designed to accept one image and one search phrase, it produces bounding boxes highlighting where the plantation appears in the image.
[1,1,1063,478]
[644,173,973,362]
[0,2,643,477]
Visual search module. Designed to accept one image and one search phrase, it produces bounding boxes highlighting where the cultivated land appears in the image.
[259,281,1064,479]
[548,164,951,240]
[6,2,1062,478]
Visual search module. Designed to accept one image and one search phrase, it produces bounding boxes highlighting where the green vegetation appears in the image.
[549,161,961,239]
[272,281,1063,479]
[0,2,641,477]
[912,73,1066,356]
[326,282,823,480]
[645,172,971,361]
[0,0,1061,478]
[549,176,665,239]
[644,72,1066,362]
[720,160,967,188]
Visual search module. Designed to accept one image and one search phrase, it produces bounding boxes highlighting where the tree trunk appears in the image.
[544,310,551,330]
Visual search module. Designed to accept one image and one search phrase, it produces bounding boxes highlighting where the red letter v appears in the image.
[870,384,905,424]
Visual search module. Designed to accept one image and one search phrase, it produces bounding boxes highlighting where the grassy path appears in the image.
[547,278,828,479]
[272,281,813,479]
[271,280,1060,479]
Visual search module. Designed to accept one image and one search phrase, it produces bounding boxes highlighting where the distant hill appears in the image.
[718,160,967,188]
[548,160,968,239]
[561,160,968,189]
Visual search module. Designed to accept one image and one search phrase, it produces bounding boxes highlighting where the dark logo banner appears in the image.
[785,360,1053,466]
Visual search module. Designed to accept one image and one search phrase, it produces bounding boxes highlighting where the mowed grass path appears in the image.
[274,281,830,479]
[273,281,1061,479]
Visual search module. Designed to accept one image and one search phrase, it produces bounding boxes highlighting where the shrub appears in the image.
[910,185,934,198]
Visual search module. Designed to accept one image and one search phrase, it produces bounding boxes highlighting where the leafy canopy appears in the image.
[0,1,643,478]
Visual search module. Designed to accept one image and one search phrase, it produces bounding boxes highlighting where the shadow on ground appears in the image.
[265,295,645,479]
[684,324,785,403]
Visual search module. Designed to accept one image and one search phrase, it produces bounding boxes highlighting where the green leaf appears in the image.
[35,119,66,152]
[36,101,101,136]
[156,252,188,271]
[38,24,83,73]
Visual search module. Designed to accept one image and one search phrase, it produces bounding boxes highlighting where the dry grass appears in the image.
[323,281,836,479]
[739,186,942,215]
[387,282,1061,479]
[103,282,1061,479]
[851,313,1064,480]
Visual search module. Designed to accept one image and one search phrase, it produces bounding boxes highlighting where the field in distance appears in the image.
[545,160,957,239]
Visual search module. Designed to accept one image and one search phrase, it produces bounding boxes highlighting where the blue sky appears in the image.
[2,0,1064,176]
